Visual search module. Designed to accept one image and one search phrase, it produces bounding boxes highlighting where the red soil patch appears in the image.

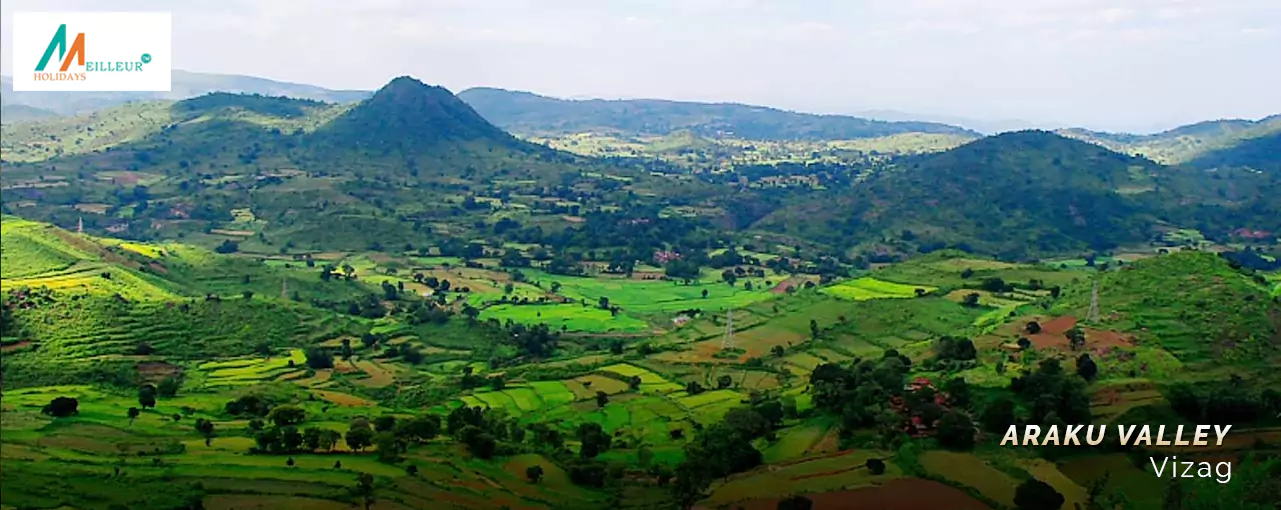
[0,341,32,353]
[1039,316,1077,335]
[1084,329,1133,349]
[726,478,992,510]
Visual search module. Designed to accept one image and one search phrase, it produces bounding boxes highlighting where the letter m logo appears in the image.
[35,24,85,72]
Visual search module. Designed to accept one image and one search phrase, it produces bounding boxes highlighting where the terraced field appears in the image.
[820,277,932,301]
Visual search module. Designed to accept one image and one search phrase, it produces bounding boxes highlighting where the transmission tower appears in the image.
[1087,278,1101,323]
[282,279,289,301]
[77,216,84,234]
[721,309,735,350]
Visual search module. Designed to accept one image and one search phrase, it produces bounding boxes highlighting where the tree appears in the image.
[304,347,334,369]
[346,425,375,452]
[716,374,733,389]
[1018,337,1033,350]
[460,426,497,459]
[267,405,306,427]
[595,391,609,408]
[701,289,709,299]
[396,415,441,442]
[1067,327,1086,351]
[944,377,972,409]
[318,429,341,451]
[1026,321,1042,334]
[1015,479,1065,510]
[374,415,397,433]
[578,422,613,459]
[351,472,376,510]
[628,376,642,391]
[195,418,216,438]
[685,381,705,395]
[962,292,981,307]
[937,410,976,450]
[809,319,819,338]
[406,464,418,476]
[526,464,544,483]
[866,458,886,475]
[1076,354,1098,381]
[777,496,813,510]
[982,397,1016,433]
[138,385,157,409]
[374,431,403,463]
[721,270,738,286]
[157,377,180,398]
[42,397,79,417]
[302,427,324,451]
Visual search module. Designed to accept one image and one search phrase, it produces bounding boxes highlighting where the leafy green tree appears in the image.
[346,425,375,452]
[42,397,79,417]
[937,410,976,450]
[302,427,324,451]
[595,391,609,408]
[716,374,733,389]
[526,464,544,483]
[351,472,376,510]
[1076,354,1098,381]
[577,422,612,459]
[127,406,140,424]
[156,377,181,398]
[459,426,497,459]
[373,415,397,433]
[982,397,1017,433]
[267,405,306,427]
[138,385,157,409]
[374,431,404,463]
[304,347,334,369]
[1015,479,1065,510]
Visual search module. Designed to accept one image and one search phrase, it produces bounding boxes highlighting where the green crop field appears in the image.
[478,303,651,333]
[820,277,933,300]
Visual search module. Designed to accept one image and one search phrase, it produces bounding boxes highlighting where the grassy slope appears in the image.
[1051,251,1280,367]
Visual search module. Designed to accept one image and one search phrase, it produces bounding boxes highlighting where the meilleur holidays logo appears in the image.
[1002,424,1237,483]
[13,12,171,92]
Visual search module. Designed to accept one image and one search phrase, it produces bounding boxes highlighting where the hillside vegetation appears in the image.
[458,87,978,140]
[755,131,1281,258]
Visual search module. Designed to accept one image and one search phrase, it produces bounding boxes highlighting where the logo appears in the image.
[35,24,87,73]
[12,12,171,92]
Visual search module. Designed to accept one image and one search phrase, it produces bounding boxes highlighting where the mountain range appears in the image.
[2,74,1278,261]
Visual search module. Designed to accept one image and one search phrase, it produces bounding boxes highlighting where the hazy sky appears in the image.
[3,0,1279,132]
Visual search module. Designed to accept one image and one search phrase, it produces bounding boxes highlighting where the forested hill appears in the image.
[457,87,979,140]
[754,130,1281,259]
[1056,114,1281,164]
[1189,131,1281,172]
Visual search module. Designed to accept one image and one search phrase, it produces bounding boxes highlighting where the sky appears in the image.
[3,0,1279,133]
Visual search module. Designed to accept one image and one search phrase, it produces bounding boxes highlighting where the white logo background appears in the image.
[11,12,171,92]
